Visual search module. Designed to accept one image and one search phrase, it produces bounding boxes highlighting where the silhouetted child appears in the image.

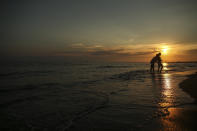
[157,53,163,73]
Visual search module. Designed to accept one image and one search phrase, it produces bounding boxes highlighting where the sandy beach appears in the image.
[158,72,197,131]
[180,72,197,103]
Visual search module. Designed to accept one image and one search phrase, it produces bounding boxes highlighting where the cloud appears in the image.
[185,49,197,54]
[51,43,166,62]
[132,51,156,56]
[56,48,129,56]
[57,46,157,58]
[70,43,85,48]
[90,49,131,56]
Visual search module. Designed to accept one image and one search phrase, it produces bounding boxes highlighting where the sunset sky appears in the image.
[1,0,197,62]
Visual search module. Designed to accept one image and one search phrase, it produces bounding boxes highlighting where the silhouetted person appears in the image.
[150,54,159,73]
[150,53,163,73]
[157,53,163,73]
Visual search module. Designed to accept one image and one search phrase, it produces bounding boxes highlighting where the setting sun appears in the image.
[161,46,169,55]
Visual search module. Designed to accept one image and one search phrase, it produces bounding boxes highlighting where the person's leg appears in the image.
[150,65,152,72]
[159,64,163,73]
[152,63,155,72]
[153,65,154,72]
[150,63,154,73]
[158,63,160,73]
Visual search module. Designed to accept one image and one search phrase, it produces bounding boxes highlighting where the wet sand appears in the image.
[159,72,197,131]
[179,72,197,103]
[161,105,197,131]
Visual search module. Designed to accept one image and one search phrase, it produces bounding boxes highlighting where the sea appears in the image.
[1,59,197,130]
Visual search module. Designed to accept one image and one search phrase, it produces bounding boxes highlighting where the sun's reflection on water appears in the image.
[161,108,183,131]
[151,64,196,130]
[163,62,168,71]
[163,73,170,89]
[158,72,182,130]
[158,73,173,107]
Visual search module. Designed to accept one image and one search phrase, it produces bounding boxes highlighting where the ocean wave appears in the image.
[110,70,148,80]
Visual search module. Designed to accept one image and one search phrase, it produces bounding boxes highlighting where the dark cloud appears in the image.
[132,51,156,56]
[58,48,157,57]
[185,49,197,54]
[90,49,130,56]
[57,48,129,56]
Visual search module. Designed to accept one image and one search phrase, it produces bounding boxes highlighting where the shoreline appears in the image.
[179,72,197,103]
